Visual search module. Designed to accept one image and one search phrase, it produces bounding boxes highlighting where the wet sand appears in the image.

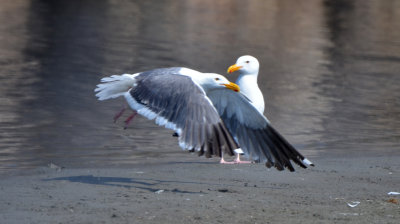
[0,154,399,224]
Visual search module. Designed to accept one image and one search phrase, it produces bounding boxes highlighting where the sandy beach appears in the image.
[1,154,399,224]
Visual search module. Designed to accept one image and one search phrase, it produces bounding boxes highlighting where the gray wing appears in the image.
[207,88,313,171]
[125,67,238,158]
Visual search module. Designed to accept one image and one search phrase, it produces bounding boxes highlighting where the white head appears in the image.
[227,55,260,75]
[196,73,240,93]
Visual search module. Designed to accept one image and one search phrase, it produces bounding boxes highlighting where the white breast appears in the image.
[236,75,265,114]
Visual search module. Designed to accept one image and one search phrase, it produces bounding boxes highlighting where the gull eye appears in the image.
[245,60,250,63]
[215,78,220,81]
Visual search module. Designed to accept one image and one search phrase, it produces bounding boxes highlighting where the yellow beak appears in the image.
[227,64,242,73]
[222,82,240,92]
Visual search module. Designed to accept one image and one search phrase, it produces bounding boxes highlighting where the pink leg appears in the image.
[114,106,127,123]
[220,157,235,164]
[124,111,138,129]
[234,154,251,164]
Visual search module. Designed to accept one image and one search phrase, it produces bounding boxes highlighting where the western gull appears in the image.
[95,67,313,171]
[224,55,264,163]
[227,55,264,113]
[223,55,313,169]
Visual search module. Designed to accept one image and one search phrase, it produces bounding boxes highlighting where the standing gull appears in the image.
[219,55,265,164]
[227,55,264,113]
[220,55,313,169]
[95,67,313,171]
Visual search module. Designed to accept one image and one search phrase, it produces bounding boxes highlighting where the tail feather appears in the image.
[95,74,137,100]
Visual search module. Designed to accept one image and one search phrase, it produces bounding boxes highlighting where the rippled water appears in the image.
[1,0,399,171]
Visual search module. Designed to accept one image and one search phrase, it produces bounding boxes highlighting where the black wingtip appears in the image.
[265,161,273,168]
[265,125,315,171]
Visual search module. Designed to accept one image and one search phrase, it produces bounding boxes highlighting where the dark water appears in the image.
[1,0,399,172]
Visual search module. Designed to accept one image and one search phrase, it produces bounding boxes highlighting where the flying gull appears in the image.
[95,67,313,171]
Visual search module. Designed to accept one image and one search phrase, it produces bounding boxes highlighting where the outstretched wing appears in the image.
[124,67,238,158]
[207,88,313,171]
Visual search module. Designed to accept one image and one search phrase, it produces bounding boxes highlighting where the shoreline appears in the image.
[1,155,399,223]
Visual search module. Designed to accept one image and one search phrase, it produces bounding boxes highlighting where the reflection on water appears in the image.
[0,0,399,172]
[319,0,400,153]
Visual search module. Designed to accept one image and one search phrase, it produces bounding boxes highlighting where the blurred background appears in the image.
[0,0,399,172]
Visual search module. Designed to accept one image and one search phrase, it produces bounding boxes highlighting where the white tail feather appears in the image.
[94,74,137,100]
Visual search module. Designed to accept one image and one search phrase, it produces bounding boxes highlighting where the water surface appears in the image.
[1,0,399,172]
